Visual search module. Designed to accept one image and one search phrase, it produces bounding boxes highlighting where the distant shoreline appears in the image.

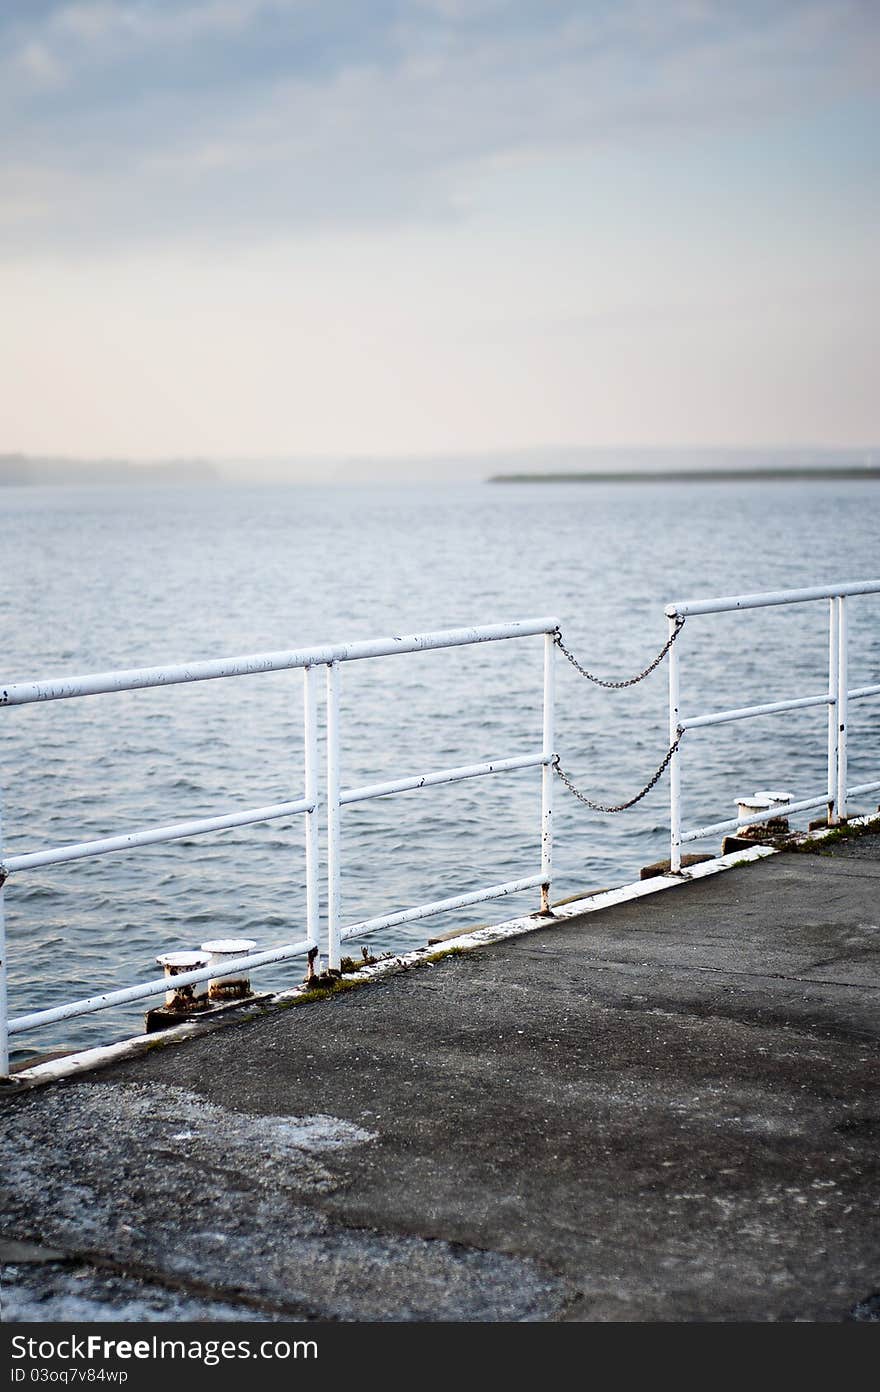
[0,456,217,487]
[488,467,880,484]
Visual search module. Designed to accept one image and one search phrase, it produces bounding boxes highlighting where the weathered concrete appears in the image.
[1,835,878,1323]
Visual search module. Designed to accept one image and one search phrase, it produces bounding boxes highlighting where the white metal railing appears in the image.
[7,585,875,1076]
[666,581,880,871]
[0,618,558,1075]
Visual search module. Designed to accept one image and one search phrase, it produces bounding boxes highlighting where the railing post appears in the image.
[0,799,8,1079]
[540,631,555,912]
[303,666,320,950]
[836,595,848,822]
[668,612,682,873]
[827,598,839,824]
[0,890,7,1079]
[325,660,342,972]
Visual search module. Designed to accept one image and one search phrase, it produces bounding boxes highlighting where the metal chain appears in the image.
[553,614,685,689]
[552,734,682,813]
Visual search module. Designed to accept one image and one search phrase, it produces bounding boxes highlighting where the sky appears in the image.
[1,0,878,468]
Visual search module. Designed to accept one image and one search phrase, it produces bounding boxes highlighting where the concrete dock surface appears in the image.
[1,831,878,1323]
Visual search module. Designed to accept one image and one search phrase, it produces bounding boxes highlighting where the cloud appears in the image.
[1,1,878,250]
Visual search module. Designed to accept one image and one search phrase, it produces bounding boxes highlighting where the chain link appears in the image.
[553,614,685,688]
[552,734,682,813]
[550,613,685,813]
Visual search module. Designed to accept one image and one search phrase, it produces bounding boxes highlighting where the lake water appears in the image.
[3,479,879,1062]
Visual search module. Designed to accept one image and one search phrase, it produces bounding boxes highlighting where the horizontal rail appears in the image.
[677,685,876,737]
[666,580,880,618]
[340,874,544,942]
[680,692,832,731]
[846,780,880,798]
[0,618,559,708]
[3,798,314,874]
[7,937,316,1035]
[681,794,834,843]
[340,753,548,807]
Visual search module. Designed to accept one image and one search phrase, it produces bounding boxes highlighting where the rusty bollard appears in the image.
[736,790,792,839]
[155,951,211,1009]
[200,938,258,1001]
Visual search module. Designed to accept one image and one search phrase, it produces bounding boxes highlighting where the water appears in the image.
[3,479,879,1063]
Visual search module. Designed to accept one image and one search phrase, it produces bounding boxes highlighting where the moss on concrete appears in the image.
[420,947,466,966]
[784,814,880,855]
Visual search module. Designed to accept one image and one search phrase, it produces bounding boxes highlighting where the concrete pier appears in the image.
[1,830,878,1323]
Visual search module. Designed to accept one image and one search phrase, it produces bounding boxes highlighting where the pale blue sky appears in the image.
[1,1,878,463]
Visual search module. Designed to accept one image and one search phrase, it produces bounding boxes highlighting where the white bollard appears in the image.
[200,938,258,1000]
[156,951,211,1007]
[736,790,792,834]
